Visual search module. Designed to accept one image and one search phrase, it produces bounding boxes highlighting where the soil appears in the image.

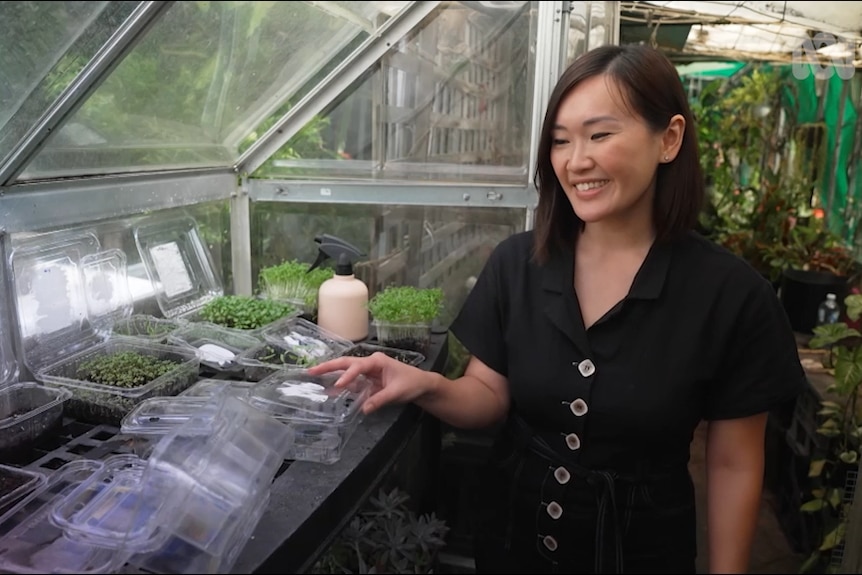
[0,467,29,498]
[343,344,424,366]
[376,337,427,354]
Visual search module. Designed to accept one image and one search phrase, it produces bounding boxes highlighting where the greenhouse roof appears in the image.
[622,1,862,64]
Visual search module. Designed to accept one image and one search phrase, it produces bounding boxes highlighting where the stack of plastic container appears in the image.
[127,394,290,573]
[0,394,290,574]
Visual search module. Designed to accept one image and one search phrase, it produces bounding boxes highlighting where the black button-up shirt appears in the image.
[449,230,807,571]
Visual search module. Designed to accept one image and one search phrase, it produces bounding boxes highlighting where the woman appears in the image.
[309,44,806,574]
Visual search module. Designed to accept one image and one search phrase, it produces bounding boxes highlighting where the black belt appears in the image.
[508,414,669,574]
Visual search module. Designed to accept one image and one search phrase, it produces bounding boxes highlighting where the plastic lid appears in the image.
[134,216,223,319]
[120,396,219,436]
[9,231,133,374]
[247,370,372,425]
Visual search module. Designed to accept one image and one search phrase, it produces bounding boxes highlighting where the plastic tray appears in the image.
[35,338,200,425]
[0,464,46,512]
[111,314,183,343]
[341,342,426,366]
[246,370,372,464]
[50,454,181,554]
[0,459,127,574]
[0,382,72,456]
[167,321,261,372]
[119,395,220,457]
[178,379,256,399]
[371,320,432,354]
[260,316,353,362]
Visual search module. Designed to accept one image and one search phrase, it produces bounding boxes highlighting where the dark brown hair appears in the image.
[532,44,704,263]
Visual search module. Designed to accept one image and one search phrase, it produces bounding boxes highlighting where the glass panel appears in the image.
[251,1,535,185]
[0,1,138,169]
[567,1,616,66]
[250,202,526,325]
[20,1,396,181]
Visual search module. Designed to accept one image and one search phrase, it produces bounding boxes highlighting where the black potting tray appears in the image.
[5,413,292,480]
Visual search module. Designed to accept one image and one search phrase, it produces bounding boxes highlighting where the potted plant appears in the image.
[766,213,858,334]
[258,259,334,317]
[799,294,862,572]
[311,486,449,574]
[197,295,298,331]
[367,286,443,353]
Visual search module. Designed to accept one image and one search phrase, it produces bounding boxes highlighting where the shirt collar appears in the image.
[541,235,675,301]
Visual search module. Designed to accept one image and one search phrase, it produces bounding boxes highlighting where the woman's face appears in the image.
[550,74,676,229]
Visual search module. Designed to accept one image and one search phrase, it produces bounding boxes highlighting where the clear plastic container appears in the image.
[0,382,72,456]
[50,454,177,554]
[0,459,128,574]
[168,322,262,372]
[111,314,183,343]
[371,320,432,353]
[129,487,270,574]
[35,339,200,425]
[133,216,223,321]
[260,316,353,361]
[246,370,372,464]
[341,342,426,367]
[179,379,256,399]
[142,396,289,556]
[120,396,220,457]
[0,464,46,512]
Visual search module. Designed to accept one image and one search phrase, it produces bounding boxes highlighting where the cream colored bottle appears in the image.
[317,254,369,341]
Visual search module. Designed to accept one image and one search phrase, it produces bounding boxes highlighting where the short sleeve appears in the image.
[705,276,808,420]
[448,242,511,377]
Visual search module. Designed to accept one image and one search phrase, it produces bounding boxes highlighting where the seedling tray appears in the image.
[341,343,425,367]
[35,339,199,425]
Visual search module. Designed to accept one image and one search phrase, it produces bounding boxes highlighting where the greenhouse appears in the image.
[1,1,862,573]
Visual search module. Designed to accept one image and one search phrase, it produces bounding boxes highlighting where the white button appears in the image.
[542,535,558,551]
[565,433,581,450]
[547,501,563,519]
[570,398,588,416]
[554,466,571,484]
[577,359,595,377]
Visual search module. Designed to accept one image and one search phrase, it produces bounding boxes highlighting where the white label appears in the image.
[149,242,193,298]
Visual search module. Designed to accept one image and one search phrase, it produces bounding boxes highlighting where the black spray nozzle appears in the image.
[308,234,366,274]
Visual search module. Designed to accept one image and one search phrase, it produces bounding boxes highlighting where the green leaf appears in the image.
[839,451,859,464]
[801,498,825,512]
[819,523,846,551]
[846,294,862,321]
[828,488,843,509]
[809,459,827,477]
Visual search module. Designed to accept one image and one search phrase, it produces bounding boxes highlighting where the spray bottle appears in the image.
[309,234,369,342]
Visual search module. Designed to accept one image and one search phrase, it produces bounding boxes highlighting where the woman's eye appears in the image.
[591,132,610,141]
[552,138,568,146]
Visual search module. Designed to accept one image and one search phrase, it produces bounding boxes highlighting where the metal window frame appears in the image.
[0,1,174,187]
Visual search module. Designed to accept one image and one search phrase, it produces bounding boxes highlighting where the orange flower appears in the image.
[813,208,825,219]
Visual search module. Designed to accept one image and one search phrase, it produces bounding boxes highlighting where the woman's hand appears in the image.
[307,352,436,415]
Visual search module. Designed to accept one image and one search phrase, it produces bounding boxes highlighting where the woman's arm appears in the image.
[705,412,768,574]
[309,354,511,429]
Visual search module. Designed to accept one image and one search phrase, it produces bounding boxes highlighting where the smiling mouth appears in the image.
[574,180,609,193]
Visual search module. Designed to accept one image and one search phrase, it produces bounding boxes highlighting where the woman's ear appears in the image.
[661,114,685,162]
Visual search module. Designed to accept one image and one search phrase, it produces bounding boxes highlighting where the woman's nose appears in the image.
[567,146,593,171]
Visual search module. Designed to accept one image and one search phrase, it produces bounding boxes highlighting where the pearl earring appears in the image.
[664,155,669,162]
